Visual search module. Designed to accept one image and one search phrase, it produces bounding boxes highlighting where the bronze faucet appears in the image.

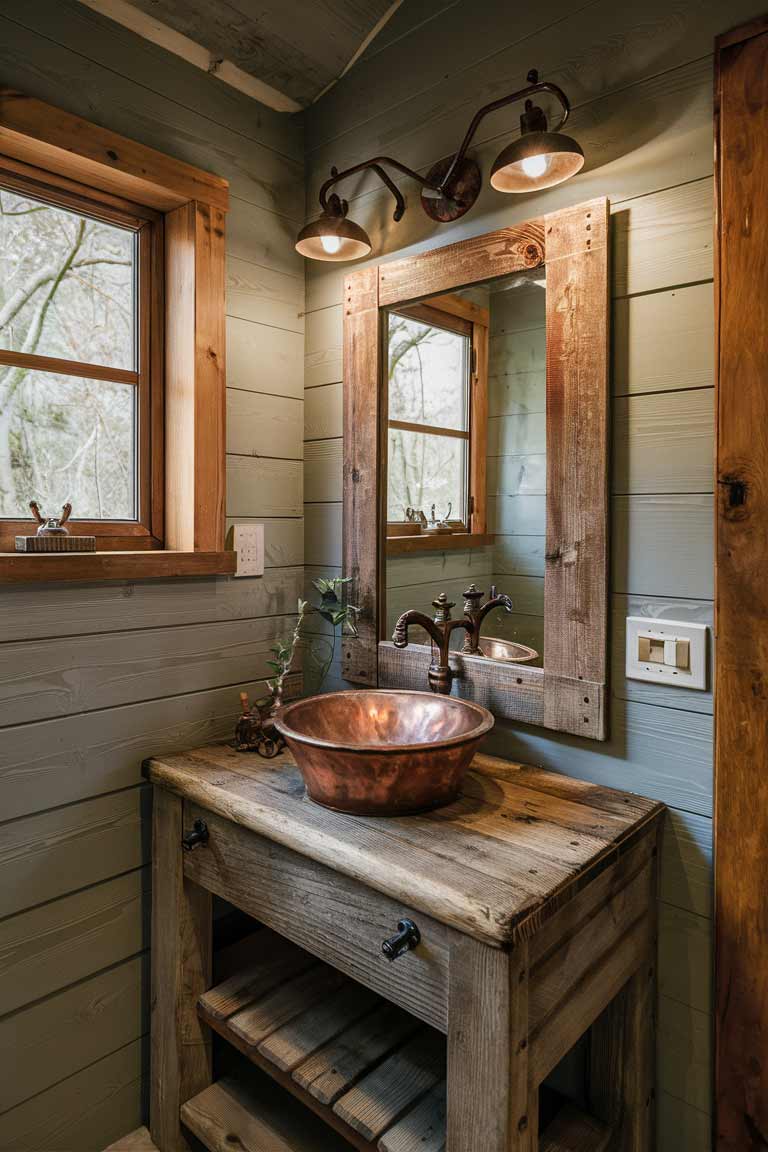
[392,592,473,694]
[461,584,514,654]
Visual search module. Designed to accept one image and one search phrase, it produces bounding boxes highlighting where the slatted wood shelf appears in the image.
[181,1074,351,1152]
[181,1074,612,1152]
[198,929,442,1151]
[195,929,615,1152]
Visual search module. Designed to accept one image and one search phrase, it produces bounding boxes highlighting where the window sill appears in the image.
[0,550,236,584]
[386,532,494,555]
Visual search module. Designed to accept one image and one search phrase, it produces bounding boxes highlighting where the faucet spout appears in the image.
[392,595,472,694]
[461,583,514,654]
[477,591,514,628]
[393,610,444,651]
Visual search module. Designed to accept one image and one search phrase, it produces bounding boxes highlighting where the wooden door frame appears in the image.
[714,15,768,1148]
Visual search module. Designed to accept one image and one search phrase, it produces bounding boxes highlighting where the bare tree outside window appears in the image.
[386,312,470,522]
[0,186,136,520]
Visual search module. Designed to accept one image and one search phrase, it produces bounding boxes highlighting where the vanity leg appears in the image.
[588,951,656,1150]
[446,932,533,1151]
[150,788,212,1151]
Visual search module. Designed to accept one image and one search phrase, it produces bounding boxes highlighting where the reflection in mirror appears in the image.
[384,271,546,668]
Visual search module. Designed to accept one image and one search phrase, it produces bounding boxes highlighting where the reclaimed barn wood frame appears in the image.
[714,16,768,1147]
[0,88,234,583]
[342,198,610,739]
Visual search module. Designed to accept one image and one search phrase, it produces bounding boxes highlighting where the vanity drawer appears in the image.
[182,803,449,1032]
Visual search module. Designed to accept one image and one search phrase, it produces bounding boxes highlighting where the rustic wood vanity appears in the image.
[146,743,663,1152]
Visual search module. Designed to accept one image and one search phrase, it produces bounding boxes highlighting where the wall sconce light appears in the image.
[295,70,584,262]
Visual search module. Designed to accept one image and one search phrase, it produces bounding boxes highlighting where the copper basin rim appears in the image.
[274,689,494,816]
[478,637,539,663]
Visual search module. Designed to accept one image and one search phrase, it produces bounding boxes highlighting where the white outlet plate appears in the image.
[226,523,265,577]
[625,617,708,690]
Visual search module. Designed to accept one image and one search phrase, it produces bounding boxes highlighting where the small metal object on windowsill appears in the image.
[15,500,96,553]
[422,502,455,536]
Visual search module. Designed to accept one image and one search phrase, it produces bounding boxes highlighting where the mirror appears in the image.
[341,199,609,740]
[384,271,546,669]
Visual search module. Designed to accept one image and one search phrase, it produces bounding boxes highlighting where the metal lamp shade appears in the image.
[490,131,584,193]
[295,212,372,261]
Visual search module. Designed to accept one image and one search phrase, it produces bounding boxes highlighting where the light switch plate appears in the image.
[226,523,265,577]
[625,617,708,690]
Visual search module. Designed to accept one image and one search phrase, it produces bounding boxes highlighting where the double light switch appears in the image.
[626,618,707,690]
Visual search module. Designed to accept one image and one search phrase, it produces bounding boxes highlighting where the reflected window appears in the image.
[387,305,473,527]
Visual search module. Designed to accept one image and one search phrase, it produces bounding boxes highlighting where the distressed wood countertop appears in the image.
[145,744,663,947]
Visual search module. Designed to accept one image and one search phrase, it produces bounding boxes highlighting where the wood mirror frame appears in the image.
[341,197,610,740]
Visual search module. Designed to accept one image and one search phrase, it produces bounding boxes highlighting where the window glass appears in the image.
[1,369,136,519]
[387,428,466,523]
[0,188,135,371]
[0,184,139,522]
[387,312,468,430]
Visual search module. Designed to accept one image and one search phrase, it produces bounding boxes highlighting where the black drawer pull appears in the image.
[382,918,421,961]
[182,819,209,851]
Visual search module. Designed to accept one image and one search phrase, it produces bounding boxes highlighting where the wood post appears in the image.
[150,789,212,1151]
[588,957,656,1150]
[446,932,533,1151]
[715,17,768,1147]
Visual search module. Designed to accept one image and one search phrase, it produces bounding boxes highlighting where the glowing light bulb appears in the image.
[320,233,341,255]
[521,153,548,179]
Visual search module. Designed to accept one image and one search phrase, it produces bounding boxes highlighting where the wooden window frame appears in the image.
[0,162,164,552]
[384,292,490,556]
[0,88,234,582]
[341,199,610,740]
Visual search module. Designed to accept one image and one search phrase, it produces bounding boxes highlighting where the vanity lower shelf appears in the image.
[188,927,612,1152]
[198,927,444,1150]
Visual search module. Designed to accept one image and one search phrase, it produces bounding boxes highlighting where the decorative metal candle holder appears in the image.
[233,691,286,759]
[15,501,96,552]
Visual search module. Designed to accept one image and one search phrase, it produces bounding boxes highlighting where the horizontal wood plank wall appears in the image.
[299,0,759,1141]
[0,1,305,1147]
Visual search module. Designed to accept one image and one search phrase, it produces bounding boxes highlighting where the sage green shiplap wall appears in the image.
[302,0,761,1143]
[0,3,305,1147]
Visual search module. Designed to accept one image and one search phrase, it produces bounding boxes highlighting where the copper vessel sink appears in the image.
[273,689,494,816]
[478,637,539,663]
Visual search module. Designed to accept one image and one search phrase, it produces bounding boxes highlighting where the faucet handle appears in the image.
[463,584,485,612]
[432,592,455,623]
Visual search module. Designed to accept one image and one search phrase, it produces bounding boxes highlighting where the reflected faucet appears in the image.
[392,592,473,694]
[461,584,514,654]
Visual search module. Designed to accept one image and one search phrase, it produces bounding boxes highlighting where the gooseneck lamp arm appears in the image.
[438,70,571,194]
[318,156,449,223]
[298,68,582,259]
[313,70,570,220]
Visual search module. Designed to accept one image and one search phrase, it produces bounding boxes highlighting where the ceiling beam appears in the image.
[77,0,302,113]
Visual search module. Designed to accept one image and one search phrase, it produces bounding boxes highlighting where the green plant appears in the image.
[266,575,360,707]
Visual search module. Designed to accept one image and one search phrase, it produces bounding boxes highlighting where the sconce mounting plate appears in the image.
[420,155,482,223]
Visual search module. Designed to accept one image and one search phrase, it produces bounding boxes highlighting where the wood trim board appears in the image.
[342,198,610,739]
[0,88,228,212]
[714,18,768,1149]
